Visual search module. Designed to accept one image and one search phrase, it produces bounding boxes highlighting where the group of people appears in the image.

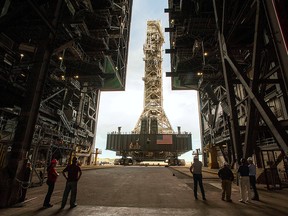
[189,156,259,202]
[237,157,259,202]
[45,155,259,207]
[43,156,82,209]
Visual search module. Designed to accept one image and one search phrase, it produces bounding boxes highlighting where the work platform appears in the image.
[0,165,287,216]
[106,133,192,163]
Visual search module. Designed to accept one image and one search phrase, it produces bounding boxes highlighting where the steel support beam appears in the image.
[197,91,207,165]
[243,0,262,158]
[224,49,288,157]
[0,0,11,17]
[0,0,64,207]
[262,0,288,119]
[213,0,243,163]
[263,0,288,94]
[40,88,65,105]
[27,0,56,35]
[0,3,29,30]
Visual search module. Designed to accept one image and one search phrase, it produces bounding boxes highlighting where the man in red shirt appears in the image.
[60,157,82,209]
[43,159,59,208]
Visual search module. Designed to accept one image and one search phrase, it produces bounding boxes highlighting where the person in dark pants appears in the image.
[190,157,206,200]
[60,157,82,209]
[218,162,234,202]
[43,159,59,208]
[247,157,259,201]
[19,160,32,203]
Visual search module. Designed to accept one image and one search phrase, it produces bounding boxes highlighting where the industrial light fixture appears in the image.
[204,52,208,56]
[59,56,63,60]
[74,75,79,79]
[197,72,203,76]
[20,53,24,61]
[61,75,65,80]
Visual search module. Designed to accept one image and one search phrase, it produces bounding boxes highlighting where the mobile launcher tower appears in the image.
[106,21,192,165]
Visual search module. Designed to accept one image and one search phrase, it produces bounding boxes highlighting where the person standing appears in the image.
[247,157,259,201]
[19,160,32,203]
[43,159,59,208]
[218,162,234,202]
[60,157,82,209]
[237,158,251,203]
[190,157,206,200]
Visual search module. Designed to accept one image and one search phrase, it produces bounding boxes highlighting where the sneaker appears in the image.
[43,204,53,208]
[252,197,259,201]
[226,199,232,202]
[245,200,250,203]
[203,197,207,201]
[239,199,245,203]
[221,198,225,201]
[70,204,77,208]
[194,197,198,200]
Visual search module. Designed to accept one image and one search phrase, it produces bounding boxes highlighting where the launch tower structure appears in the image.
[134,20,173,134]
[106,21,192,165]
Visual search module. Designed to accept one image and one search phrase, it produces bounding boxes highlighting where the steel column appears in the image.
[224,53,288,157]
[213,0,243,162]
[263,0,288,94]
[0,0,11,17]
[197,91,206,165]
[0,0,64,207]
[243,0,263,158]
[27,0,56,35]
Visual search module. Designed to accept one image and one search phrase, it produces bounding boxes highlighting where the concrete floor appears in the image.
[0,166,287,216]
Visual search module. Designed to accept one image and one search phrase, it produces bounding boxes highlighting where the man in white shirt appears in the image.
[190,157,206,200]
[247,157,259,201]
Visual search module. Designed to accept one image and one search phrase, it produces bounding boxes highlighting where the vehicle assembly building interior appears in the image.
[0,0,287,210]
[0,0,133,207]
[165,0,288,188]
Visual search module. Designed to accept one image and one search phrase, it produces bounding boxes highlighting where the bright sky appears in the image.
[96,0,201,162]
